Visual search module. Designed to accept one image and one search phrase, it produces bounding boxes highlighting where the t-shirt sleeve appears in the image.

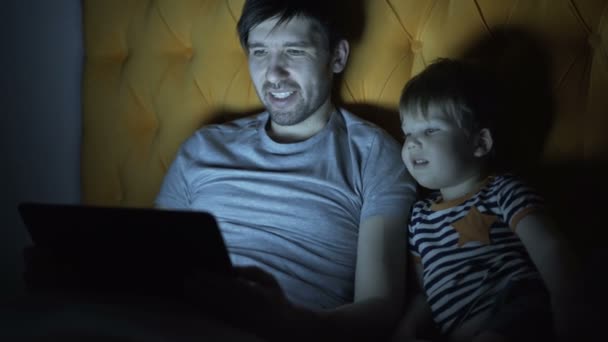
[360,132,417,222]
[408,215,421,260]
[495,175,544,231]
[155,141,193,209]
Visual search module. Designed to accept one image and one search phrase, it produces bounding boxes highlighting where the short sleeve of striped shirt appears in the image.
[407,200,427,261]
[408,221,419,259]
[494,174,544,231]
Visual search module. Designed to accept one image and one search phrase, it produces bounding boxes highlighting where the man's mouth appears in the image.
[267,90,298,108]
[270,91,295,99]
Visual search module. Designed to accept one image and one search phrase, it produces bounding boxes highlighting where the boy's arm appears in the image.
[515,212,578,338]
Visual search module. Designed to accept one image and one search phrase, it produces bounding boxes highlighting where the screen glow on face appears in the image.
[247,16,334,127]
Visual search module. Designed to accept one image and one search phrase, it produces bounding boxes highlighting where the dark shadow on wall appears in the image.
[460,26,556,180]
[459,27,607,340]
[459,27,607,253]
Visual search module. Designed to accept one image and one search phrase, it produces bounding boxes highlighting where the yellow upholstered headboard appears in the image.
[82,0,608,209]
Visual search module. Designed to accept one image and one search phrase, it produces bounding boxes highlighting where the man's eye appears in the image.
[425,128,439,135]
[286,49,305,56]
[251,49,267,57]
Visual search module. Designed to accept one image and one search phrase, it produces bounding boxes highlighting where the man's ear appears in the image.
[474,128,493,157]
[331,40,350,73]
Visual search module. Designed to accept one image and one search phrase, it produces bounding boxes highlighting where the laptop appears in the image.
[18,202,234,298]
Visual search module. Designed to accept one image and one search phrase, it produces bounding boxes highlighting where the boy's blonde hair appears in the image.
[399,58,499,138]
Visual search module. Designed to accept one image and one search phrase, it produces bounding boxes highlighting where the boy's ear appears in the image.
[474,128,493,157]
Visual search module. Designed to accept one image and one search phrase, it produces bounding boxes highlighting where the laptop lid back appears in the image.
[18,202,233,298]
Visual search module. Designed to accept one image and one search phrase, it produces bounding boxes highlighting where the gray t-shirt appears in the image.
[156,108,416,309]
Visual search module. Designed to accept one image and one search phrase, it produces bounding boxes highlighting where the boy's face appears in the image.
[400,110,481,192]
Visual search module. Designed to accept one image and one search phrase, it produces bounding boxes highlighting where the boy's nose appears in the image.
[406,136,422,149]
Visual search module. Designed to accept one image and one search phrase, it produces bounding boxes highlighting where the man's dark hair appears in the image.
[399,58,500,137]
[237,0,345,51]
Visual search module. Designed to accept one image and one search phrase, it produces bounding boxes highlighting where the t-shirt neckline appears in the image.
[258,109,339,154]
[430,176,494,211]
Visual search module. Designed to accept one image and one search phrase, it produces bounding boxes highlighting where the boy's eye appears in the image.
[425,128,439,135]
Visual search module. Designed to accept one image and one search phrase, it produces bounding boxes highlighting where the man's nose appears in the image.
[266,55,289,84]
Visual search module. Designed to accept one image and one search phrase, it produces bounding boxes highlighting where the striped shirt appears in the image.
[408,174,543,334]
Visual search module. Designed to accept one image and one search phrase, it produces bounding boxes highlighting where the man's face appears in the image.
[246,16,335,126]
[400,110,480,191]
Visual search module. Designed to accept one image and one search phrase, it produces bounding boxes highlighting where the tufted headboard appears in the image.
[82,0,607,213]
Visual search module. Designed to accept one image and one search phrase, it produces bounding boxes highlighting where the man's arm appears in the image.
[182,214,410,341]
[287,215,408,341]
[336,214,407,333]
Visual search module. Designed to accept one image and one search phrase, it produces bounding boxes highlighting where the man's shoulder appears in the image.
[183,112,264,145]
[196,112,264,135]
[338,108,387,132]
[337,108,399,144]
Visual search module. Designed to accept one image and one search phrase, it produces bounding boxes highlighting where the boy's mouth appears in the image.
[411,159,429,167]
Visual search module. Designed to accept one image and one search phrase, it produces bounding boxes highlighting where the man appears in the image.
[155,0,416,340]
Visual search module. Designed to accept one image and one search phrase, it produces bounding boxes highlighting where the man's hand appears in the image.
[184,266,296,341]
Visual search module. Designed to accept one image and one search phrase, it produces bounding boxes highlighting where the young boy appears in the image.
[392,59,571,342]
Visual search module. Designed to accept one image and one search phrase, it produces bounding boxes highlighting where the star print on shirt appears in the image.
[450,206,497,247]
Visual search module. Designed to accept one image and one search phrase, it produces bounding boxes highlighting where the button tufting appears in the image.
[115,50,129,62]
[82,0,608,207]
[184,47,194,59]
[588,33,602,49]
[411,40,423,53]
